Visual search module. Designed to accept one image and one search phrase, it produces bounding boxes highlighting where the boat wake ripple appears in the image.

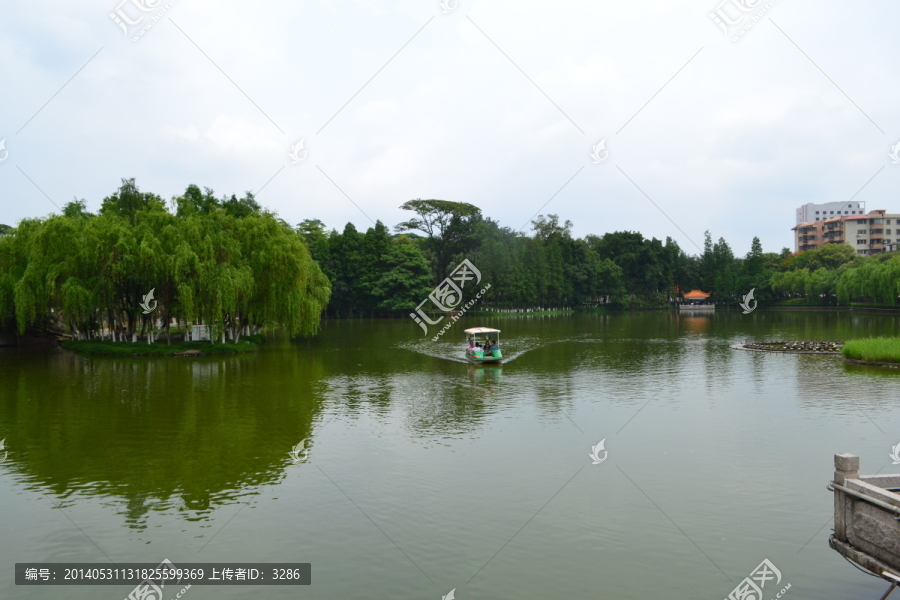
[398,336,546,364]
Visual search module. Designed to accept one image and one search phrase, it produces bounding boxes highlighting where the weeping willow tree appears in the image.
[836,256,900,305]
[770,268,810,297]
[875,257,900,304]
[0,179,331,342]
[804,267,840,304]
[0,219,37,333]
[235,213,331,340]
[767,250,900,307]
[12,214,104,339]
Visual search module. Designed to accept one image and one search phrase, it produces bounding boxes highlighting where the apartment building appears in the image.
[792,210,900,255]
[795,201,865,225]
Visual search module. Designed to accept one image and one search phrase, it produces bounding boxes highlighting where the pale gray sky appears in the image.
[1,0,898,255]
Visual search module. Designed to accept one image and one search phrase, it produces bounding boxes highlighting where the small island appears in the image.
[842,338,900,366]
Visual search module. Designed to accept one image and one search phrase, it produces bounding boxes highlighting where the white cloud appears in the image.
[1,0,899,254]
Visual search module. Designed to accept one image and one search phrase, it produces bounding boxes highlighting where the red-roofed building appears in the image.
[679,289,714,310]
[683,289,711,299]
[792,210,900,255]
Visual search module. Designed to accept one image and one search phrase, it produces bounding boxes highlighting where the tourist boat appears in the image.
[465,327,503,364]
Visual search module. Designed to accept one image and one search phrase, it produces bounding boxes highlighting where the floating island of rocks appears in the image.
[731,340,844,354]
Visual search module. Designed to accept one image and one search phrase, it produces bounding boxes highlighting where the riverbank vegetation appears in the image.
[842,338,900,364]
[3,182,900,341]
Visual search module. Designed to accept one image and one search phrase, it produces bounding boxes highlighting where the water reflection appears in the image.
[0,345,326,527]
[467,366,503,386]
[3,310,900,530]
[678,313,713,332]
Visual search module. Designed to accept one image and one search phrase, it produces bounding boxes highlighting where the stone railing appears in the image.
[829,454,900,583]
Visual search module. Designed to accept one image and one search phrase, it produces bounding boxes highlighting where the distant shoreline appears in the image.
[60,339,259,357]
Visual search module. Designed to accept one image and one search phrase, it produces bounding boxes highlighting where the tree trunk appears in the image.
[125,309,136,340]
[233,326,241,344]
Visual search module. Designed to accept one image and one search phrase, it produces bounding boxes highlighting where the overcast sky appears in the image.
[1,0,898,256]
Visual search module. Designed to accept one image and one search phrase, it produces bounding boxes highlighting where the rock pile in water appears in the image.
[742,340,843,353]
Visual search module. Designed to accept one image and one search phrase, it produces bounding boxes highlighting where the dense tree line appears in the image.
[299,198,900,312]
[300,199,792,315]
[0,179,330,341]
[4,185,900,340]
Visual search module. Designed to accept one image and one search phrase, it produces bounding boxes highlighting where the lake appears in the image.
[2,310,900,600]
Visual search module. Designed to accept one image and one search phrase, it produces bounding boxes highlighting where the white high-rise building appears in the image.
[796,201,865,225]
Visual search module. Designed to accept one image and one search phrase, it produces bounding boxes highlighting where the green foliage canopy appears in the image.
[0,179,331,341]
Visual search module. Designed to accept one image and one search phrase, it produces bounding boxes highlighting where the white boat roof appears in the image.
[464,327,500,335]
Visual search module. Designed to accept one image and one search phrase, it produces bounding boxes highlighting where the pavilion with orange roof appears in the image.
[679,289,714,310]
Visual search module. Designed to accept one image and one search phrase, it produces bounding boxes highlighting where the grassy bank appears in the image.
[62,337,260,357]
[850,303,900,310]
[842,337,900,364]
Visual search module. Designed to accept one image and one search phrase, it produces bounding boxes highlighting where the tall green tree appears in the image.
[370,239,434,310]
[100,178,166,221]
[395,198,482,281]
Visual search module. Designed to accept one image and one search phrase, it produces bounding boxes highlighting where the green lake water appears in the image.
[2,310,900,599]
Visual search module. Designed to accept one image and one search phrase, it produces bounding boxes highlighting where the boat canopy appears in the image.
[464,327,501,335]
